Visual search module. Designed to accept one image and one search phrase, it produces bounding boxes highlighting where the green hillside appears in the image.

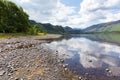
[30,20,82,34]
[29,20,65,34]
[84,20,120,33]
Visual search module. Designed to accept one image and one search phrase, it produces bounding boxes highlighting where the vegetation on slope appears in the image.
[30,20,65,34]
[30,20,82,34]
[84,20,120,33]
[0,0,81,35]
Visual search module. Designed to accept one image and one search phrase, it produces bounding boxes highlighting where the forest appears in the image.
[0,0,68,35]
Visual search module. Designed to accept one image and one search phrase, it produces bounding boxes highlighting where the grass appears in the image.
[0,33,47,39]
[37,32,47,36]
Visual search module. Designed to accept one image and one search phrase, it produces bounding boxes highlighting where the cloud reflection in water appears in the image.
[44,37,120,76]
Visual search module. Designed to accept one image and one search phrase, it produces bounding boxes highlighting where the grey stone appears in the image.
[0,70,5,76]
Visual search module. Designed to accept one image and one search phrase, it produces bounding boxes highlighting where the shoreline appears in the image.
[0,34,78,80]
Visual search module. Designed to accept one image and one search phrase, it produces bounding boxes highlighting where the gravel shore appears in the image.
[0,34,78,80]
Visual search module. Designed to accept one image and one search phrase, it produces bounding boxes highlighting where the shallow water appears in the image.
[44,34,120,80]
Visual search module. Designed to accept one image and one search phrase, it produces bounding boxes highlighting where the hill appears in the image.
[0,0,81,34]
[84,20,120,33]
[29,20,65,34]
[64,26,82,34]
[30,20,82,34]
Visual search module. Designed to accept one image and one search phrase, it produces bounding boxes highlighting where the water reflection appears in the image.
[44,37,120,77]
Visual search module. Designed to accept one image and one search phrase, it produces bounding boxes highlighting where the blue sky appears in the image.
[61,0,82,12]
[9,0,120,29]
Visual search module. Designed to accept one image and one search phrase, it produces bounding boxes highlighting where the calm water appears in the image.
[44,34,120,79]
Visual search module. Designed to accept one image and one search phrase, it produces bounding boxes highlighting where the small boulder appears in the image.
[0,70,5,76]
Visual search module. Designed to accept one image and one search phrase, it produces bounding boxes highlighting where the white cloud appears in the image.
[9,0,75,26]
[78,0,120,28]
[49,2,75,25]
[9,0,120,28]
[45,37,120,68]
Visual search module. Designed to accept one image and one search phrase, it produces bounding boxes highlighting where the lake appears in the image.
[43,33,120,80]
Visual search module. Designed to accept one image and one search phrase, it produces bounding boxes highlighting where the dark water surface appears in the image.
[44,34,120,80]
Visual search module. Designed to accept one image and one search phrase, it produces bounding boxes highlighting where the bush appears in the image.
[27,25,39,35]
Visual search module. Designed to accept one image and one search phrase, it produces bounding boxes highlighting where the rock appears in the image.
[55,69,58,72]
[57,59,61,63]
[6,42,10,44]
[105,68,110,72]
[108,70,112,73]
[0,70,5,76]
[7,73,12,76]
[64,68,68,71]
[0,49,2,52]
[44,68,50,71]
[7,45,11,48]
[78,76,82,80]
[63,64,68,68]
[56,50,58,53]
[60,59,64,63]
[106,68,112,76]
[88,60,92,62]
[19,78,24,80]
[63,64,66,68]
[14,78,19,80]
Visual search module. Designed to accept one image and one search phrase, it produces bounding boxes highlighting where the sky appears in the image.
[9,0,120,29]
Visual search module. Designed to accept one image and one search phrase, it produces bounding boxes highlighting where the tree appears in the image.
[0,0,30,33]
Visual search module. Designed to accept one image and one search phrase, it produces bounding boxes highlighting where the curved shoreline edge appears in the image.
[0,34,79,80]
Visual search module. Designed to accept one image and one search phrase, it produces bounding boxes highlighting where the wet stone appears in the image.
[105,68,110,72]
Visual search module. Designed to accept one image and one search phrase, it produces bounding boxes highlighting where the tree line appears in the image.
[0,0,65,34]
[0,0,31,33]
[0,0,81,34]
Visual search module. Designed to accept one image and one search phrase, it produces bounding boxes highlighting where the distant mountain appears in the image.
[30,20,82,34]
[64,26,73,32]
[64,26,82,34]
[84,20,120,33]
[30,20,65,34]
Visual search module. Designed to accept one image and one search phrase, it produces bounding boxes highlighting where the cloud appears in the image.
[9,0,120,28]
[9,0,75,25]
[78,0,120,28]
[44,37,120,68]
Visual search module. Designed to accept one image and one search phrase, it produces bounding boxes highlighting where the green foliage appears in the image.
[29,20,47,33]
[27,25,39,35]
[0,0,30,33]
[0,0,70,35]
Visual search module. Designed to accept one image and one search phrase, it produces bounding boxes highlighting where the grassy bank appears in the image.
[0,33,46,39]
